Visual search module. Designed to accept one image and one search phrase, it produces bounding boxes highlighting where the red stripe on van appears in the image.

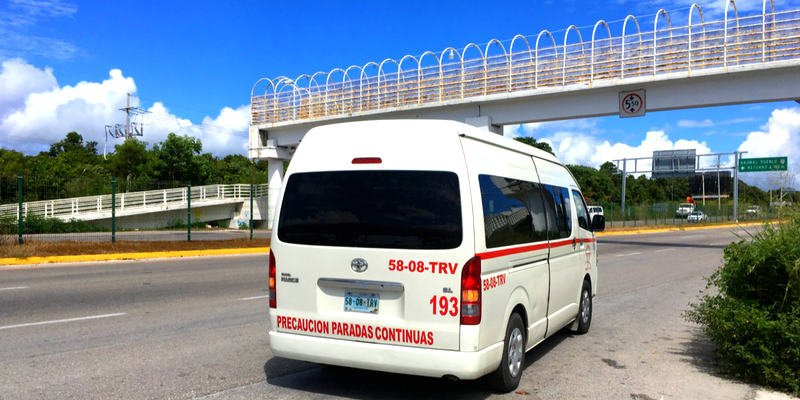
[477,242,549,259]
[476,237,594,260]
[549,238,573,248]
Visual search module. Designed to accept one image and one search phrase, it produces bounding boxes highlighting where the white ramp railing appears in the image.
[0,184,268,221]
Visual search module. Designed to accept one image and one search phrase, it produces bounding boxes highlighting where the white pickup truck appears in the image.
[675,203,696,218]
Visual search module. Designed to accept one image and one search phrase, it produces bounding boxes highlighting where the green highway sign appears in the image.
[738,157,788,172]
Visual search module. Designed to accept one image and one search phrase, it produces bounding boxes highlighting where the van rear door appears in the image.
[271,124,472,351]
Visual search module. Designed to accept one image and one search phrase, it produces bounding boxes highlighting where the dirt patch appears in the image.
[0,237,269,258]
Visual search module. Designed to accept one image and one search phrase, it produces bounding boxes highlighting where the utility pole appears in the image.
[104,92,146,158]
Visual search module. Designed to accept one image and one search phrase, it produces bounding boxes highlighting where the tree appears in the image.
[514,136,554,155]
[155,133,203,182]
[110,139,148,189]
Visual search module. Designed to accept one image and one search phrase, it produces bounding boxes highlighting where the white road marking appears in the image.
[239,295,269,301]
[655,249,673,253]
[0,312,126,331]
[615,252,642,257]
[0,286,28,291]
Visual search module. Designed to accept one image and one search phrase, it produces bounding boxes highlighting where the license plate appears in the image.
[344,291,379,313]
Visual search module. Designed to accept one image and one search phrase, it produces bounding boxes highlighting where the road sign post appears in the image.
[738,157,788,172]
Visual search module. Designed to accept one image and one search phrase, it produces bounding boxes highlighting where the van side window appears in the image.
[542,185,572,239]
[479,175,548,248]
[572,190,591,230]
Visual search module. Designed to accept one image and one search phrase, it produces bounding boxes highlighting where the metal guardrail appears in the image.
[0,184,268,222]
[251,3,800,126]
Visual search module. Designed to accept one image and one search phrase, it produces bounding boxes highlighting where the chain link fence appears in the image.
[597,200,781,229]
[1,173,269,246]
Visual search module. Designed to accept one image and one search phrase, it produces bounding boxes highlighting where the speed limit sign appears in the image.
[619,90,646,118]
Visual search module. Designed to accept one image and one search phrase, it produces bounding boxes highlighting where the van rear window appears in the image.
[277,171,462,249]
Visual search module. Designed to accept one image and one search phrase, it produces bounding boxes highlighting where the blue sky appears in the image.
[1,0,799,188]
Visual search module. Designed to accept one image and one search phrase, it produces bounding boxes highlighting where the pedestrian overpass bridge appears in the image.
[1,184,269,230]
[249,1,800,226]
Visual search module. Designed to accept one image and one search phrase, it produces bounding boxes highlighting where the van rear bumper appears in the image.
[269,331,503,380]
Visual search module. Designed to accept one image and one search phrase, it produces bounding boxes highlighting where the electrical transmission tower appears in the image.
[104,92,147,158]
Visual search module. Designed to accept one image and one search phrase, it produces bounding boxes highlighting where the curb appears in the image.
[596,220,772,236]
[0,247,270,266]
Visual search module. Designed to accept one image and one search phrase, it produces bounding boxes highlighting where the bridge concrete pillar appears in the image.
[267,159,285,229]
[464,116,502,134]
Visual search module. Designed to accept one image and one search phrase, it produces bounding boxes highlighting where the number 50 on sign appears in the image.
[619,90,646,118]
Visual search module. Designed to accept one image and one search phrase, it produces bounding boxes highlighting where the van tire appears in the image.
[488,313,524,392]
[574,279,592,334]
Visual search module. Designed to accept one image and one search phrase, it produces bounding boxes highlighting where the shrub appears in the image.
[686,212,800,394]
[22,214,106,234]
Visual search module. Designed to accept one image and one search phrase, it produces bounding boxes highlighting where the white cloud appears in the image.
[737,107,800,189]
[677,119,714,128]
[0,59,249,156]
[0,58,57,120]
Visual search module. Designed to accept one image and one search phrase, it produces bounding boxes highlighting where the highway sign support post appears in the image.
[17,172,23,245]
[621,159,627,226]
[187,181,191,243]
[733,152,740,221]
[111,177,116,243]
[249,183,254,241]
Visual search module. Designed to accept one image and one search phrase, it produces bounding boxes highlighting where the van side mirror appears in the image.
[591,214,605,232]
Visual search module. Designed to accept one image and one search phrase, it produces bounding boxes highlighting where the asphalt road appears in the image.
[0,225,792,400]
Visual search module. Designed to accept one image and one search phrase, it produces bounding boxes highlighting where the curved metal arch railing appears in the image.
[291,74,316,119]
[359,62,379,112]
[419,50,442,101]
[439,47,463,100]
[377,58,400,107]
[398,54,421,105]
[724,0,740,67]
[484,38,510,93]
[621,15,642,79]
[273,77,295,122]
[688,4,705,72]
[763,0,775,61]
[307,71,327,117]
[510,34,534,91]
[325,68,345,115]
[343,65,364,112]
[563,25,585,85]
[461,43,485,98]
[250,4,800,126]
[535,30,557,88]
[653,9,673,75]
[591,20,612,82]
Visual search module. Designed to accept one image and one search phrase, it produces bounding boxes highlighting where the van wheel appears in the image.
[574,280,592,334]
[488,313,524,392]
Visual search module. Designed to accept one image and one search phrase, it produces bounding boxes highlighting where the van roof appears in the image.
[309,119,561,164]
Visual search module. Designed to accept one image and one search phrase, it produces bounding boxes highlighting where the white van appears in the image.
[588,206,604,220]
[267,120,603,391]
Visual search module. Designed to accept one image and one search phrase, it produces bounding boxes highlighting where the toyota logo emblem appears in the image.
[351,258,368,273]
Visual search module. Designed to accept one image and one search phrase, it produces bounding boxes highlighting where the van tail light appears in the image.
[460,256,481,325]
[268,249,277,308]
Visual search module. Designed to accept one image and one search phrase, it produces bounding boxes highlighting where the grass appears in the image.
[0,237,269,258]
